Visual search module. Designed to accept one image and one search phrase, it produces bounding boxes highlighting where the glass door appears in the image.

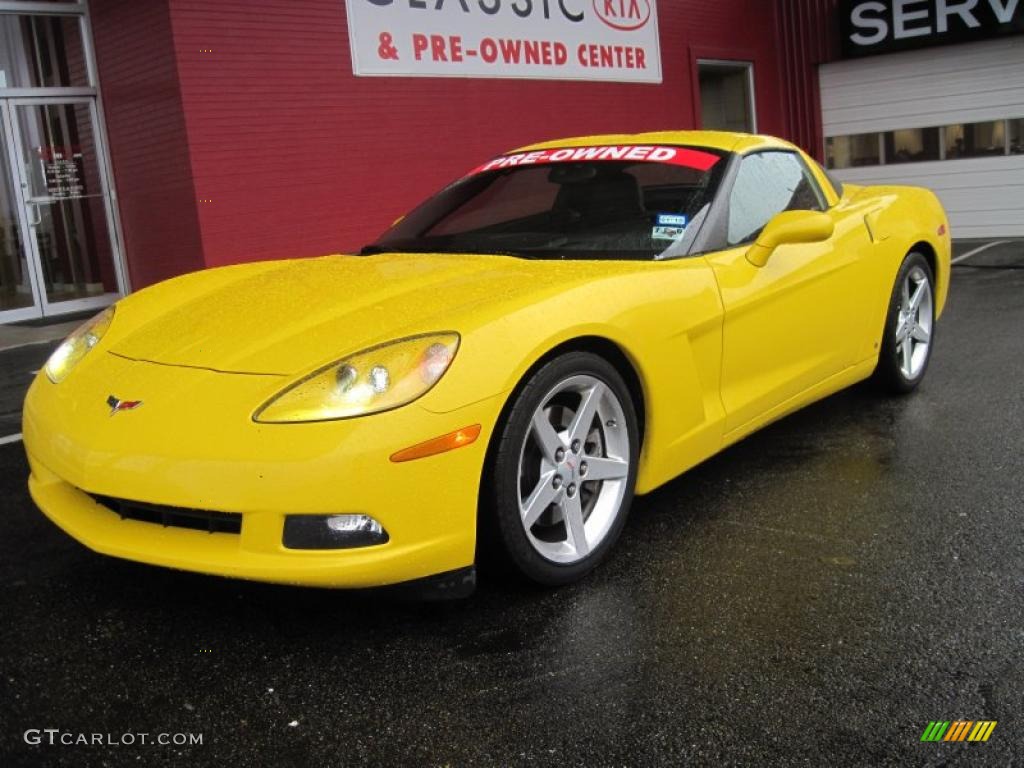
[0,104,41,321]
[0,96,123,321]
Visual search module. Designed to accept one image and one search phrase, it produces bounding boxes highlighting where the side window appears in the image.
[727,152,826,246]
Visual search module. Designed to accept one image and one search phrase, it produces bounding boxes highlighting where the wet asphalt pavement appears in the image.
[1,255,1022,767]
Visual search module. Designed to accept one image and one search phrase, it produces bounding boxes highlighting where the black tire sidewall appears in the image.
[484,351,640,586]
[875,252,936,394]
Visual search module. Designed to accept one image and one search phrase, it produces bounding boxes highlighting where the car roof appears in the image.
[512,130,796,156]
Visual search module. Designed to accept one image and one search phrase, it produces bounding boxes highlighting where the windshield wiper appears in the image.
[360,243,534,259]
[358,244,441,255]
[451,248,533,259]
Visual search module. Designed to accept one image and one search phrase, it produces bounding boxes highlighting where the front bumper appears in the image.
[23,353,499,588]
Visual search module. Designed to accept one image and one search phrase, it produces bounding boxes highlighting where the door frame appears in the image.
[2,96,127,319]
[0,99,44,322]
[0,0,129,324]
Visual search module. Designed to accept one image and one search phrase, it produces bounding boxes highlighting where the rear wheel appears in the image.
[873,252,935,393]
[482,352,639,586]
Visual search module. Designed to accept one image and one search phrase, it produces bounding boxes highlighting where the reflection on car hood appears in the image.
[110,253,537,375]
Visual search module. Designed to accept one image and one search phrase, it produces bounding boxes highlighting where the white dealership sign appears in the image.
[344,0,662,83]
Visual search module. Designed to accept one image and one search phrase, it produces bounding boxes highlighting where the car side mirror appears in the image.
[745,210,835,268]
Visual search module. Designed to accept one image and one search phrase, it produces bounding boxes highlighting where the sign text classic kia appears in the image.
[344,0,662,81]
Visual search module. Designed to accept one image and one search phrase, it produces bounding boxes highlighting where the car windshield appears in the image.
[364,145,729,260]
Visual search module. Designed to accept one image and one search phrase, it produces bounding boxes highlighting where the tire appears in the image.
[873,251,936,394]
[481,351,640,586]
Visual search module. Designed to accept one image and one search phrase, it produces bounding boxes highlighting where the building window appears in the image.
[884,128,941,164]
[826,134,881,169]
[0,14,89,89]
[826,118,1024,168]
[1010,119,1023,155]
[946,120,1006,159]
[698,61,756,133]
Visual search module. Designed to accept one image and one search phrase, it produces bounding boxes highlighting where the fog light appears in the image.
[282,514,389,550]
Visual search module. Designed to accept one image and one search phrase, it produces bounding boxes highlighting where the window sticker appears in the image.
[656,214,687,227]
[652,214,687,241]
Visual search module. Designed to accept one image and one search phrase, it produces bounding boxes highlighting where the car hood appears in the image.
[110,253,540,376]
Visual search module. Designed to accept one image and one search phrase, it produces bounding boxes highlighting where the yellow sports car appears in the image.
[23,131,950,596]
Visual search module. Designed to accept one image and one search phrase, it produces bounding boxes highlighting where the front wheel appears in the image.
[482,352,639,586]
[873,251,936,394]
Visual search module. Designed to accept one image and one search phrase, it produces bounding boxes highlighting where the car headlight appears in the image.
[44,306,116,384]
[254,333,460,423]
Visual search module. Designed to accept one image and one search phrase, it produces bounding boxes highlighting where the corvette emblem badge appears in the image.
[106,395,143,416]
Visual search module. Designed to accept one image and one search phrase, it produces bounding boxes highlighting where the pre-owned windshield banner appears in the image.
[344,0,662,83]
[470,145,721,175]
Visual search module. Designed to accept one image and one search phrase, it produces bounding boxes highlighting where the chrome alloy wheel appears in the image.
[895,264,934,379]
[516,375,631,565]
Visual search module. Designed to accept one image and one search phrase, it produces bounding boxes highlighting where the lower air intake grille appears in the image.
[89,493,243,534]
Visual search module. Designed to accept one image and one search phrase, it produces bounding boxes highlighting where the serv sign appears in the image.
[344,0,662,83]
[841,0,1024,57]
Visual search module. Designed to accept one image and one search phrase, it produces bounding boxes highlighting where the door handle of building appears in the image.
[26,202,41,226]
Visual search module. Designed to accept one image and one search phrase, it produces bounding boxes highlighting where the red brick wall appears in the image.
[93,0,840,284]
[776,0,842,162]
[167,0,819,268]
[90,0,204,288]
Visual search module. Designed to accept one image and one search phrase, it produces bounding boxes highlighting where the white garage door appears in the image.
[820,37,1024,239]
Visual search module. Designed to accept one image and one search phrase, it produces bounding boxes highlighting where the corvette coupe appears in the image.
[24,131,950,595]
